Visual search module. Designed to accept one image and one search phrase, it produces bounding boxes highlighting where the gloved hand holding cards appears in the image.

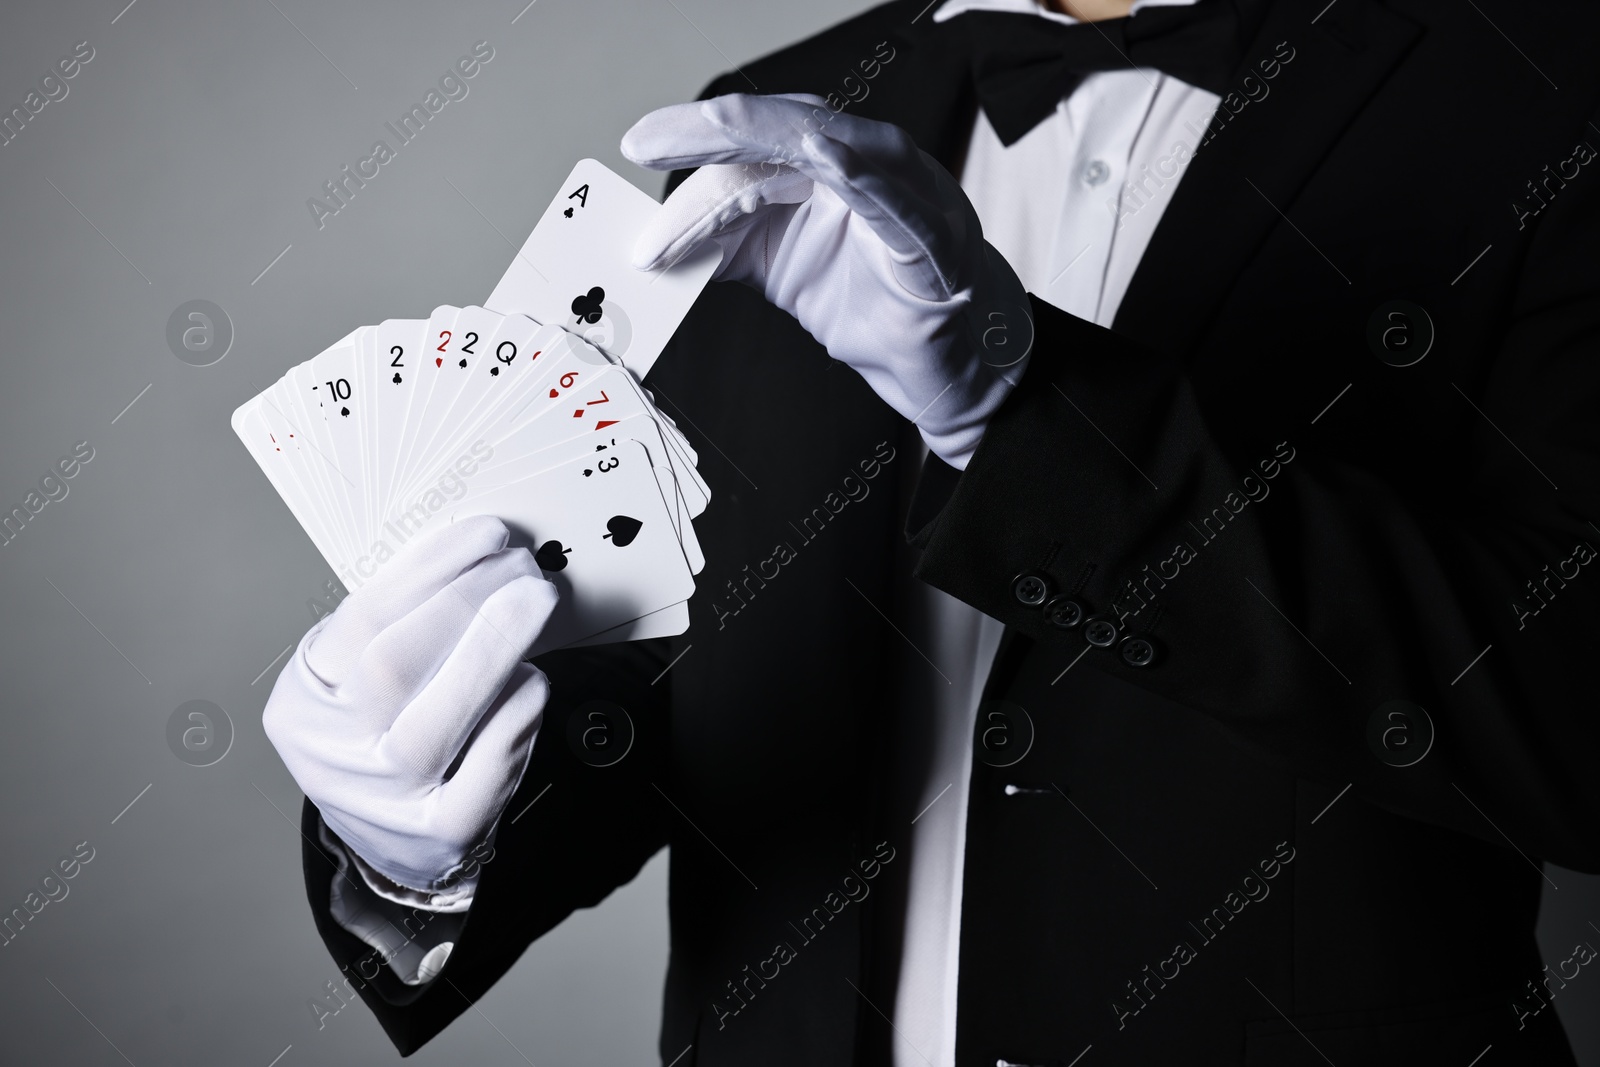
[232,160,718,652]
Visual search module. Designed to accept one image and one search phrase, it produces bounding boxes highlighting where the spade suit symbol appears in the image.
[459,358,467,368]
[340,407,350,417]
[535,540,571,572]
[571,286,606,324]
[603,515,642,547]
[490,366,500,376]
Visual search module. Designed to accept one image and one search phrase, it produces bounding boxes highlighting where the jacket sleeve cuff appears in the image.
[318,818,469,986]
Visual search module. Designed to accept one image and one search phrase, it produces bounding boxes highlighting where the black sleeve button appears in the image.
[1119,635,1157,667]
[1012,571,1052,607]
[1082,615,1119,647]
[1041,595,1085,629]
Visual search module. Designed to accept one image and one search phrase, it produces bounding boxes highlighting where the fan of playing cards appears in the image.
[232,160,720,653]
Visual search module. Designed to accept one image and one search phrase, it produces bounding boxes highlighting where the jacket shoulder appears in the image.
[697,0,927,98]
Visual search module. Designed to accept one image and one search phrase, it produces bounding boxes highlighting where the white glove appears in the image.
[622,93,1031,469]
[262,515,557,909]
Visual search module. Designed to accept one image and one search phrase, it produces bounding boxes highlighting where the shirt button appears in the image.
[1041,595,1085,629]
[1012,571,1052,607]
[1082,159,1110,186]
[1082,615,1119,647]
[1120,635,1158,668]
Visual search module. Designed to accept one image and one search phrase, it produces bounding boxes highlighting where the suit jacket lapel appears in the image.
[858,4,984,172]
[1112,0,1423,355]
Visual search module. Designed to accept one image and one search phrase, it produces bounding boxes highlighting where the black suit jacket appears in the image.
[298,0,1600,1063]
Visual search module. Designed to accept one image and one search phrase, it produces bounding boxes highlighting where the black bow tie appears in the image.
[957,3,1251,146]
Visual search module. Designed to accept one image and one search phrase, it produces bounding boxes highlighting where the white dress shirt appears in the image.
[890,4,1218,1066]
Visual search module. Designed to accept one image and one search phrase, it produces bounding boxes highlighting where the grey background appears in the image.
[0,1,1594,1064]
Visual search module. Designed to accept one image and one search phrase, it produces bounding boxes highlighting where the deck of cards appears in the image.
[233,160,720,652]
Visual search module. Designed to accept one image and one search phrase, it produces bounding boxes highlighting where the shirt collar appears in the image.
[932,0,1201,27]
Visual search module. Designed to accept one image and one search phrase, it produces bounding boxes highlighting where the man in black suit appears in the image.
[269,0,1600,1063]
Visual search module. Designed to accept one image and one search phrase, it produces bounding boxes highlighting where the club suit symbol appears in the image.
[535,540,571,572]
[570,297,633,361]
[572,286,606,324]
[603,515,642,547]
